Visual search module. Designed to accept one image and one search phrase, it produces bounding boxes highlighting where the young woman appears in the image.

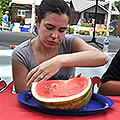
[12,0,108,93]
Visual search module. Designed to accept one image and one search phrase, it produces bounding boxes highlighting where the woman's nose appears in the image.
[51,30,58,39]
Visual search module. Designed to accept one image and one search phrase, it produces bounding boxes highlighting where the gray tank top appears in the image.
[12,34,76,80]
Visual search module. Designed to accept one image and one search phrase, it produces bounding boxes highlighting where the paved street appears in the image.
[0,30,35,50]
[0,30,120,52]
[74,34,120,53]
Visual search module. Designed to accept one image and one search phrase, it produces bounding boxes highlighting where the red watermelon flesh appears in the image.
[35,78,88,98]
[31,77,92,103]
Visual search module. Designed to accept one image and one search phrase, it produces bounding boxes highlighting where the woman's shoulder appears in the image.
[12,39,32,56]
[62,34,76,45]
[59,35,76,53]
[64,34,76,40]
[12,39,33,63]
[15,39,31,49]
[11,39,34,69]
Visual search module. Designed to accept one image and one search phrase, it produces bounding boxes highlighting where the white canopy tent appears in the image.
[11,0,69,9]
[11,0,42,10]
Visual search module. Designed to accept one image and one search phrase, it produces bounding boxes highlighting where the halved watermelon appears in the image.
[31,77,92,110]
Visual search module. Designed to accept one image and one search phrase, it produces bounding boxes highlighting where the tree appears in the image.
[0,0,17,25]
[0,0,10,24]
[114,1,120,12]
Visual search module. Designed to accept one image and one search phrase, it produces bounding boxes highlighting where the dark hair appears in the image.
[36,0,71,23]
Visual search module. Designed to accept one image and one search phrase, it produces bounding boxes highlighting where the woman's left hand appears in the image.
[26,56,62,87]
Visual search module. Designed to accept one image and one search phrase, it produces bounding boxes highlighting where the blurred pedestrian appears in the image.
[20,19,25,26]
[9,21,14,31]
[77,19,81,27]
[2,11,9,30]
[19,19,25,29]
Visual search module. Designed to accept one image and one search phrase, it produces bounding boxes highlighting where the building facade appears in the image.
[70,0,119,25]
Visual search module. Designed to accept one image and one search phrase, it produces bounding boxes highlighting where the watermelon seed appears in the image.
[50,84,57,91]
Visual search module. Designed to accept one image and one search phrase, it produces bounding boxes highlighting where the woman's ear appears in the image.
[35,16,38,27]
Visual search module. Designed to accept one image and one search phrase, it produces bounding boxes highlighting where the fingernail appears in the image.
[26,83,29,87]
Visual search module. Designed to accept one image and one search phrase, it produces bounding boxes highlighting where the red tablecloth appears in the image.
[0,86,120,120]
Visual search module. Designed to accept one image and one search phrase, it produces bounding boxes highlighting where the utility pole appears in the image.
[31,0,36,33]
[106,0,112,36]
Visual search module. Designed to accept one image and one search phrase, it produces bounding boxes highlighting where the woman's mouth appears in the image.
[48,40,57,45]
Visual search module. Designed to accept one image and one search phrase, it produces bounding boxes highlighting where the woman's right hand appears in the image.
[26,55,62,87]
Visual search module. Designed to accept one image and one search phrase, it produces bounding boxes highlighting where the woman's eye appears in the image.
[46,26,53,30]
[59,29,66,33]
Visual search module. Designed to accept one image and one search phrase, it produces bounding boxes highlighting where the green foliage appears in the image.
[95,30,106,36]
[0,0,11,24]
[102,30,107,36]
[66,27,108,36]
[66,27,74,34]
[79,30,90,35]
[81,23,92,28]
[0,12,3,25]
[0,0,11,13]
[0,0,16,24]
[66,26,107,36]
[114,1,120,12]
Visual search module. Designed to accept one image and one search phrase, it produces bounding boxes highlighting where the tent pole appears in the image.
[87,0,103,49]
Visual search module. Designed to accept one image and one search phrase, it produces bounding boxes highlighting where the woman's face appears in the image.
[36,13,69,49]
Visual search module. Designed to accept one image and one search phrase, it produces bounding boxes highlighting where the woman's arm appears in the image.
[26,37,108,86]
[98,81,120,96]
[12,60,30,93]
[61,37,108,67]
